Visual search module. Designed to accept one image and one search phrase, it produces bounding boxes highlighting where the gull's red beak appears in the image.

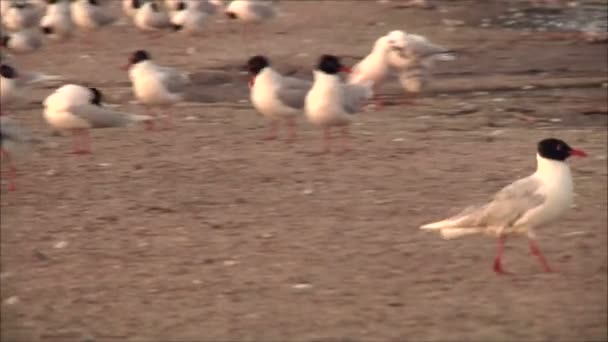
[340,66,352,73]
[121,63,131,71]
[570,149,587,157]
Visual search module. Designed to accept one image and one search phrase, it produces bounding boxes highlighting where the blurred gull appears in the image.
[224,0,276,22]
[1,29,44,54]
[305,55,372,154]
[386,30,455,103]
[421,138,587,274]
[170,1,208,35]
[134,1,172,37]
[40,0,74,42]
[43,84,153,154]
[2,1,42,31]
[71,0,116,31]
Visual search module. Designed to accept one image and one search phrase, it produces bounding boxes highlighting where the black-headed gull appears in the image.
[71,0,116,31]
[421,138,587,274]
[125,49,187,129]
[247,55,311,143]
[43,84,153,154]
[305,55,372,154]
[225,0,275,22]
[1,29,44,54]
[40,0,74,42]
[170,1,209,35]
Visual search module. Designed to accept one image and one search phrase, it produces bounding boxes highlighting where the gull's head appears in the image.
[124,49,151,70]
[538,138,587,161]
[88,87,103,106]
[1,35,10,48]
[386,30,407,49]
[0,64,18,80]
[246,55,270,76]
[45,0,59,5]
[316,54,351,75]
[176,1,187,11]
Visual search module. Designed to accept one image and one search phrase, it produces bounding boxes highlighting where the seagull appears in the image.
[347,34,397,109]
[305,54,373,154]
[40,0,74,42]
[0,116,40,192]
[71,0,116,31]
[1,29,44,54]
[125,49,187,129]
[170,1,208,35]
[2,1,42,31]
[420,138,587,274]
[224,0,275,22]
[247,55,312,143]
[386,30,454,103]
[134,1,172,37]
[122,0,144,17]
[43,84,153,154]
[186,0,223,15]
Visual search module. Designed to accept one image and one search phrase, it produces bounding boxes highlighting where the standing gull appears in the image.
[305,54,373,154]
[247,55,311,143]
[43,84,153,154]
[420,138,587,274]
[125,49,187,129]
[386,30,454,103]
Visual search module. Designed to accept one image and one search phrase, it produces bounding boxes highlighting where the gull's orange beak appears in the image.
[340,66,352,73]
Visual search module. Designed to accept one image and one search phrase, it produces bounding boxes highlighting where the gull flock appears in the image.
[0,0,590,274]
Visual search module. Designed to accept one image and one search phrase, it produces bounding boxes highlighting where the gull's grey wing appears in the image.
[90,7,116,26]
[68,104,148,128]
[342,83,372,114]
[405,36,451,60]
[157,66,190,93]
[143,10,171,29]
[446,176,546,228]
[281,76,312,90]
[0,116,39,145]
[276,85,308,110]
[249,1,276,20]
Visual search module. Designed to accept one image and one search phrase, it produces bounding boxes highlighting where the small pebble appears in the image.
[291,283,312,290]
[522,85,536,90]
[54,241,68,249]
[5,296,19,305]
[392,138,405,142]
[549,118,562,123]
[302,188,314,195]
[45,169,57,176]
[223,260,238,267]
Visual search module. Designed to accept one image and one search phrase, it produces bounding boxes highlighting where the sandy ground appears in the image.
[1,1,607,341]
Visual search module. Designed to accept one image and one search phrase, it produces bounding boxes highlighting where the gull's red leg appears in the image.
[493,235,508,275]
[1,149,16,191]
[285,116,296,144]
[71,129,91,155]
[339,126,352,154]
[529,239,553,272]
[322,127,331,154]
[262,121,279,141]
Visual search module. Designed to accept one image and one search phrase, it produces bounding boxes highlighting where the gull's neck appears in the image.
[313,70,340,84]
[534,153,571,182]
